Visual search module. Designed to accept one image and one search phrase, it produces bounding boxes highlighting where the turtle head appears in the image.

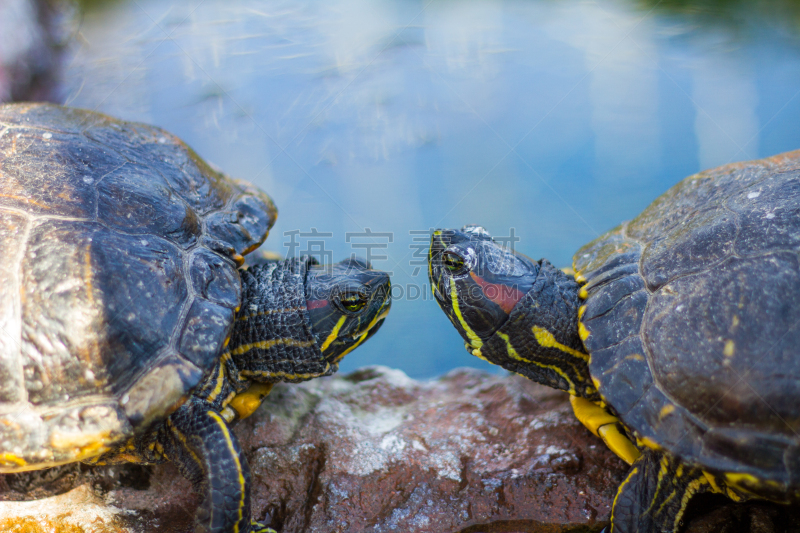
[231,257,390,383]
[429,226,593,397]
[305,257,392,364]
[428,225,538,355]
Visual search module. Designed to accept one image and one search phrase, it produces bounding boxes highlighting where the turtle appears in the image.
[0,102,392,533]
[427,150,800,532]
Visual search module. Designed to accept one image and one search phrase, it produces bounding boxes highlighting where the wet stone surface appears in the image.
[0,366,798,532]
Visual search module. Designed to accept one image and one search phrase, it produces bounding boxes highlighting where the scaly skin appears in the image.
[97,257,391,533]
[428,226,731,533]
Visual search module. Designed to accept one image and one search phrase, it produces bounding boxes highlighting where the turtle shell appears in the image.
[574,150,800,498]
[0,103,277,470]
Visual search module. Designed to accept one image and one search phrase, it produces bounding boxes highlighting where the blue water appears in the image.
[63,0,800,379]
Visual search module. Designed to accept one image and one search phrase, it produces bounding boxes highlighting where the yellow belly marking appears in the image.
[0,453,27,467]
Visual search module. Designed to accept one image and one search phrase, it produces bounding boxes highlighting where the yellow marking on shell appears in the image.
[591,377,601,390]
[701,471,728,497]
[532,326,590,362]
[637,436,662,451]
[450,280,483,350]
[227,383,274,420]
[0,456,100,472]
[578,287,588,299]
[207,411,246,533]
[724,472,760,488]
[230,338,315,356]
[598,424,641,465]
[334,303,391,363]
[674,476,709,530]
[49,429,113,460]
[578,322,590,341]
[732,315,740,328]
[723,340,735,358]
[659,404,675,420]
[727,488,744,502]
[578,305,586,319]
[110,452,143,463]
[321,315,347,353]
[236,307,304,322]
[497,331,576,395]
[0,453,26,467]
[205,362,226,404]
[575,273,586,283]
[611,466,640,529]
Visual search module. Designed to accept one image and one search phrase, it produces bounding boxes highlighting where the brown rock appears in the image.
[0,366,797,532]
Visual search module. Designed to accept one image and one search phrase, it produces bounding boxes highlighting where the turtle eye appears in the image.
[338,292,367,313]
[442,251,466,273]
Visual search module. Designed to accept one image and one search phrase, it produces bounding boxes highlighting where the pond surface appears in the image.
[63,0,800,378]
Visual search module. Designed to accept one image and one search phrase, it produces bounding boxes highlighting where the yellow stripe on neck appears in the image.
[450,280,483,350]
[205,362,226,404]
[321,315,347,352]
[230,338,316,356]
[497,331,576,395]
[236,307,304,322]
[334,304,390,362]
[532,326,590,362]
[240,366,331,381]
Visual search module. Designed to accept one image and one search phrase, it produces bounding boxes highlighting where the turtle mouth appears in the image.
[429,226,540,351]
[428,230,454,304]
[330,296,391,363]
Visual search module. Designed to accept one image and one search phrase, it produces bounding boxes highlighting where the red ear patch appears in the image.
[307,299,329,310]
[470,272,526,314]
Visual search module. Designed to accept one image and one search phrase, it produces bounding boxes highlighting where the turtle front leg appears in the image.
[164,397,275,533]
[610,449,716,533]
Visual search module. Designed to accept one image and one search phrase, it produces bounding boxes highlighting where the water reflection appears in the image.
[63,0,800,378]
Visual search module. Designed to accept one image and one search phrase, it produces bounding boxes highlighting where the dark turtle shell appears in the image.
[0,103,276,470]
[574,150,800,499]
